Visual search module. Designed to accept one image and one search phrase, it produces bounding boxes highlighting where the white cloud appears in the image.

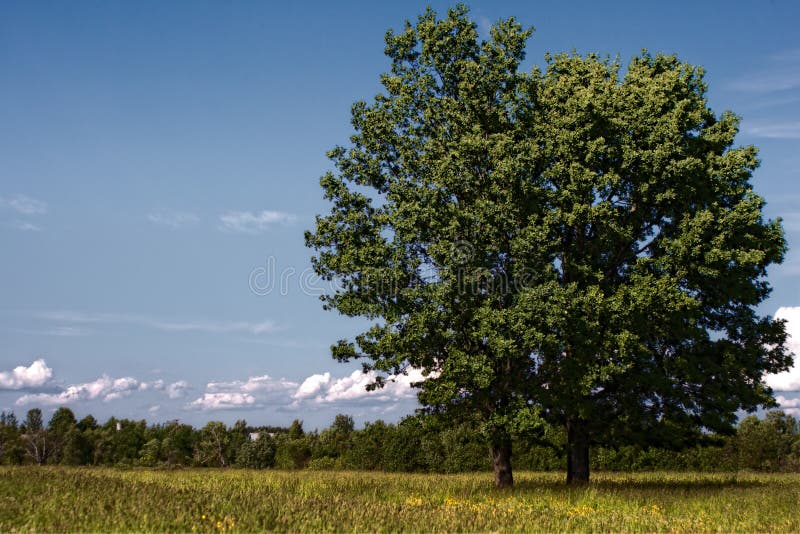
[147,211,199,229]
[148,405,161,414]
[292,369,425,405]
[743,122,800,140]
[766,307,800,392]
[293,372,331,400]
[188,392,256,410]
[16,374,143,406]
[16,326,90,337]
[728,49,800,93]
[207,374,297,394]
[776,395,800,408]
[152,319,280,335]
[138,379,165,392]
[0,194,47,215]
[187,374,297,410]
[9,220,41,232]
[218,210,296,234]
[186,367,426,412]
[166,380,189,399]
[36,311,281,336]
[11,369,181,406]
[0,359,54,390]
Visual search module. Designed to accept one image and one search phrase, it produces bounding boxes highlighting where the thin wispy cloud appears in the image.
[153,319,280,335]
[743,122,800,140]
[0,194,47,215]
[728,49,800,94]
[9,220,42,232]
[16,326,91,337]
[147,211,200,229]
[776,212,800,233]
[218,210,296,234]
[35,311,282,336]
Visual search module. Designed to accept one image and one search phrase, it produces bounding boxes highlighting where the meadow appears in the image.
[1,467,799,532]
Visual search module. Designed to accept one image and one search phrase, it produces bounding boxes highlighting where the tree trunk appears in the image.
[490,433,514,488]
[566,419,590,484]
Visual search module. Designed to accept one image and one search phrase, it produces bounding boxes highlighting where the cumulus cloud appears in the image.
[147,211,200,229]
[766,307,800,392]
[166,380,189,399]
[207,375,297,394]
[293,372,331,401]
[186,368,424,412]
[16,375,144,406]
[188,392,257,410]
[10,367,182,406]
[188,374,297,410]
[776,395,800,417]
[293,369,425,405]
[218,210,296,234]
[776,395,800,408]
[138,379,165,392]
[0,194,47,215]
[0,359,54,390]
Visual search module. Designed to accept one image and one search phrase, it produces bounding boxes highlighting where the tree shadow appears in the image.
[511,474,769,492]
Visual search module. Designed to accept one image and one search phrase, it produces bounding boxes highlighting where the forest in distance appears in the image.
[1,407,799,474]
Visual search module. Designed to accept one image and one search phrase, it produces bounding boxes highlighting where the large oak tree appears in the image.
[306,5,791,486]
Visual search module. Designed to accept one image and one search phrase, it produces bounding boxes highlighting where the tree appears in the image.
[275,421,312,469]
[194,421,232,467]
[0,411,23,465]
[317,414,355,460]
[736,411,799,470]
[306,5,791,486]
[48,407,77,464]
[237,433,277,469]
[22,408,49,465]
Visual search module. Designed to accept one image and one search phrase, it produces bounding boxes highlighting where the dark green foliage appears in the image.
[0,412,23,465]
[0,408,798,471]
[237,433,277,469]
[47,407,77,465]
[736,411,800,471]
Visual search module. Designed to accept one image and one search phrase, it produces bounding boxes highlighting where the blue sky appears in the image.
[1,1,800,428]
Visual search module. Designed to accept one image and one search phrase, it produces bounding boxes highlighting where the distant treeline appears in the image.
[1,408,799,472]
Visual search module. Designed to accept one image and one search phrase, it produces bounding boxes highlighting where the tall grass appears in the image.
[1,468,798,532]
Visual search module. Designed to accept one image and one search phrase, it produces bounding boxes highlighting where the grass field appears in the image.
[1,468,799,532]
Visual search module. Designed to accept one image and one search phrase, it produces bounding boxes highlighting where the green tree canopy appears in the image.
[306,5,791,486]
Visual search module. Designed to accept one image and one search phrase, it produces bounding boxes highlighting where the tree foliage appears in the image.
[306,5,790,485]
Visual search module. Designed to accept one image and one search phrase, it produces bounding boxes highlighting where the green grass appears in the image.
[1,468,799,532]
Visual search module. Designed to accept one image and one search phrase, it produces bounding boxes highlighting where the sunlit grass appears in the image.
[1,467,798,532]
